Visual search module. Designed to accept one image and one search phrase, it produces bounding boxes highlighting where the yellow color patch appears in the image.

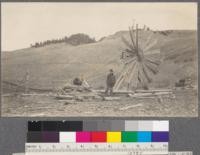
[107,132,121,142]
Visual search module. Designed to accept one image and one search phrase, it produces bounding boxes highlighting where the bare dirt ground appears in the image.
[1,89,198,117]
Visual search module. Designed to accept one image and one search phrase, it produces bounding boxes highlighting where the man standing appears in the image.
[105,69,116,96]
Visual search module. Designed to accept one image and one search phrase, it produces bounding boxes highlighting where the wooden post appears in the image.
[143,25,146,30]
[24,71,29,94]
[136,24,139,53]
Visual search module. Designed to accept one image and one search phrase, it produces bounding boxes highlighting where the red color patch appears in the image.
[91,132,107,142]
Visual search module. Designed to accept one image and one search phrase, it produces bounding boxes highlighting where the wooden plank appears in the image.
[129,27,137,49]
[114,63,133,90]
[114,66,127,89]
[142,62,152,83]
[128,93,153,97]
[95,89,133,95]
[136,24,139,54]
[103,96,121,101]
[135,89,172,93]
[119,104,142,110]
[55,95,74,100]
[137,62,148,86]
[127,61,137,84]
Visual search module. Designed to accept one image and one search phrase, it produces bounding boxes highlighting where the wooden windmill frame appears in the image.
[114,24,160,91]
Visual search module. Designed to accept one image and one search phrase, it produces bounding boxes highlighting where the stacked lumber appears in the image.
[55,84,102,102]
[62,85,91,93]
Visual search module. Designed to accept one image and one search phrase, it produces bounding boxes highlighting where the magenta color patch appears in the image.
[76,132,91,142]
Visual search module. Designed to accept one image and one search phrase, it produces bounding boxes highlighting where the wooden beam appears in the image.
[146,58,160,66]
[131,25,136,48]
[114,65,131,90]
[145,61,158,75]
[127,61,137,85]
[136,24,139,54]
[135,89,173,93]
[137,63,148,86]
[129,27,137,49]
[142,63,152,83]
[125,61,136,90]
[114,60,136,90]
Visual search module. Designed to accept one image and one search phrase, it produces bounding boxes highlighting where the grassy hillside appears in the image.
[2,30,197,91]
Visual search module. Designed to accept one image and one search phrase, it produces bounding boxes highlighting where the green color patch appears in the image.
[122,131,137,142]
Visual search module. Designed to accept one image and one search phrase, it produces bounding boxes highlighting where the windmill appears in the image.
[114,24,161,91]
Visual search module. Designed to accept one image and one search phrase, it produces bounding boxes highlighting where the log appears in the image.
[21,93,51,97]
[154,92,173,95]
[55,95,74,100]
[103,96,121,101]
[127,61,137,84]
[96,89,133,95]
[128,93,153,97]
[128,91,173,98]
[135,89,172,93]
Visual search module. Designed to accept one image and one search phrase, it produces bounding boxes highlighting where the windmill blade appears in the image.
[145,59,159,73]
[144,61,159,75]
[121,36,136,52]
[138,72,142,83]
[138,48,145,60]
[143,32,154,49]
[127,61,137,83]
[137,63,147,84]
[142,63,152,83]
[114,63,133,90]
[144,39,158,51]
[144,49,160,56]
[138,69,148,86]
[146,58,160,66]
[131,62,139,89]
[125,61,136,90]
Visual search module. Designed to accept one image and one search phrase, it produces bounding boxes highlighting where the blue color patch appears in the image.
[137,132,152,142]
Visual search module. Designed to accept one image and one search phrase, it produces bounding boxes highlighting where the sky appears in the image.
[1,2,197,51]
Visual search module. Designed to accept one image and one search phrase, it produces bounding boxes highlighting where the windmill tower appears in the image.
[114,24,161,91]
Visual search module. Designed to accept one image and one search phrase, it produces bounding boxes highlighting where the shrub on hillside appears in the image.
[31,33,95,48]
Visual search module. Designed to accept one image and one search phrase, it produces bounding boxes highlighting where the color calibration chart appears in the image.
[26,120,169,155]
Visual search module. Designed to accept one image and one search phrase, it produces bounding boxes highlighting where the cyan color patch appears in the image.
[137,132,152,142]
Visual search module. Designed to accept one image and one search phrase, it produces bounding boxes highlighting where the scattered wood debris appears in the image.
[54,83,176,103]
[119,104,142,110]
